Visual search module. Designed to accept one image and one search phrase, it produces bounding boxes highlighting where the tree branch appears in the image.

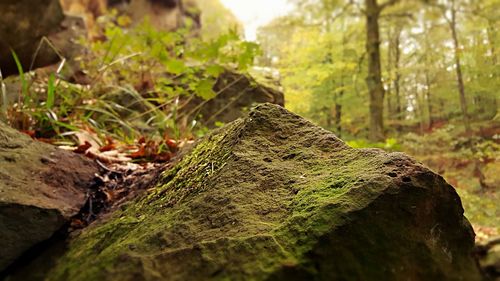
[351,0,366,15]
[379,0,400,11]
[380,12,414,19]
[423,1,452,26]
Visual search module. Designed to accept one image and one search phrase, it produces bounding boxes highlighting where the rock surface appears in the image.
[31,104,480,280]
[182,71,285,128]
[0,0,65,77]
[477,238,500,280]
[0,122,98,270]
[106,0,200,32]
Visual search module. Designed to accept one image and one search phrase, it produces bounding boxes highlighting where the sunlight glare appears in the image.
[219,0,292,41]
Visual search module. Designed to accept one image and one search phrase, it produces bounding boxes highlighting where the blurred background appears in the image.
[0,0,498,242]
[224,0,500,242]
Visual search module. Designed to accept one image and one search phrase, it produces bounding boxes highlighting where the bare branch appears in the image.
[379,0,400,11]
[380,12,414,19]
[423,1,452,26]
[330,1,357,23]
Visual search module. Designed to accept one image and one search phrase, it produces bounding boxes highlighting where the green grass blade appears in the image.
[11,50,29,104]
[53,120,80,132]
[46,73,56,109]
[0,68,7,121]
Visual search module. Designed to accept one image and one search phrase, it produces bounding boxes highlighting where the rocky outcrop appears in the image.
[0,0,66,77]
[0,122,98,271]
[476,238,500,280]
[182,71,285,128]
[0,0,199,78]
[16,104,481,280]
[105,0,201,31]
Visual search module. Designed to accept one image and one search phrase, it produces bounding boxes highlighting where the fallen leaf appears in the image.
[21,130,36,138]
[129,145,146,159]
[99,137,116,152]
[74,141,92,154]
[155,152,172,162]
[166,139,178,152]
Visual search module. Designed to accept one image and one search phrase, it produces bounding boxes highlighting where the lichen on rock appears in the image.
[35,104,481,281]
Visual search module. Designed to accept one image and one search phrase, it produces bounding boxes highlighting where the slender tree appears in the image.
[449,0,471,134]
[392,26,403,125]
[436,0,472,134]
[364,0,399,141]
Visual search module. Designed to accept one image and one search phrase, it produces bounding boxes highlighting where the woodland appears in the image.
[258,0,499,239]
[0,0,498,280]
[258,0,500,235]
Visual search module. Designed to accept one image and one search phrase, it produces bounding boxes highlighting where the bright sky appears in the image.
[219,0,293,41]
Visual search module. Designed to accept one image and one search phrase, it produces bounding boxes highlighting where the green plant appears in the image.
[5,18,260,145]
[347,138,402,151]
[11,50,29,104]
[75,19,259,140]
[10,51,69,134]
[0,68,7,121]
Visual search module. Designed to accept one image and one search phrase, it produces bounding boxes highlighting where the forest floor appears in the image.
[397,123,499,244]
[344,120,499,243]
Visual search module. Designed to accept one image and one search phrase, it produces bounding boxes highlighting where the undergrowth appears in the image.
[344,124,499,239]
[0,14,259,146]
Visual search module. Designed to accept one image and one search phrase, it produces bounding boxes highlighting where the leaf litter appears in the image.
[22,126,192,232]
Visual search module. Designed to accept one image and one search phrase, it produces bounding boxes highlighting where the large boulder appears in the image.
[0,0,65,77]
[476,238,500,279]
[107,0,200,31]
[0,122,98,270]
[29,104,480,280]
[182,71,285,128]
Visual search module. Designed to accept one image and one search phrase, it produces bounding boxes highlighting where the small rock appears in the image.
[0,122,98,270]
[0,0,65,76]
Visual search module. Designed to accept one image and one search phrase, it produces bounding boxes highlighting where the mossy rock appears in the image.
[477,238,500,280]
[38,104,481,280]
[181,71,284,128]
[0,0,64,76]
[0,122,97,270]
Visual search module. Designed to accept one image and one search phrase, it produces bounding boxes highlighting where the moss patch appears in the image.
[33,104,481,281]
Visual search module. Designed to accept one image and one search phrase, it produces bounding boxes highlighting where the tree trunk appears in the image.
[386,28,393,121]
[449,0,471,135]
[393,27,402,127]
[416,79,426,134]
[326,106,333,129]
[423,23,433,130]
[365,0,385,141]
[335,90,343,138]
[486,20,497,65]
[425,72,433,129]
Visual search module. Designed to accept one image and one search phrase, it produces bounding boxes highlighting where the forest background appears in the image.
[251,0,499,240]
[1,0,498,241]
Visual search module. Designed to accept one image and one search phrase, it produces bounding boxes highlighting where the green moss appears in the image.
[38,104,480,281]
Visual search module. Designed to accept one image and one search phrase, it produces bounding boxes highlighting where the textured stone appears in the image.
[35,104,480,280]
[182,71,285,128]
[0,122,98,270]
[0,0,65,76]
